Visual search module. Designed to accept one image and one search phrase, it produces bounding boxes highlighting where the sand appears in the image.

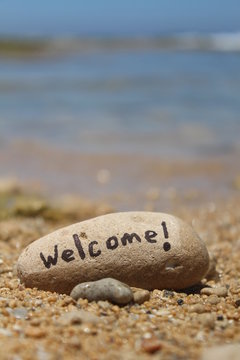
[1,139,240,211]
[0,182,239,360]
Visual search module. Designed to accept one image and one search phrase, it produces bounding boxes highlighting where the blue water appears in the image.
[0,48,240,158]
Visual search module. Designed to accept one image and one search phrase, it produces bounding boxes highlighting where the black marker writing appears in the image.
[89,241,101,257]
[39,223,173,269]
[161,221,169,239]
[73,234,86,260]
[121,232,141,246]
[106,236,118,250]
[61,249,75,262]
[161,221,171,251]
[163,242,171,251]
[40,245,58,269]
[145,230,157,243]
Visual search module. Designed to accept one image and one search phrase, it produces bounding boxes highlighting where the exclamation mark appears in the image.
[161,221,171,251]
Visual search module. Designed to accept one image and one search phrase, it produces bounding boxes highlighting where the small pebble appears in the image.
[141,337,162,353]
[177,299,184,306]
[200,286,228,297]
[133,290,150,304]
[25,327,46,338]
[57,310,99,326]
[12,307,28,320]
[189,304,206,314]
[98,301,112,310]
[30,318,42,327]
[198,313,215,329]
[162,290,174,298]
[234,299,240,307]
[70,278,133,305]
[207,295,220,305]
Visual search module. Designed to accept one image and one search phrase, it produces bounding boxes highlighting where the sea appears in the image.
[0,32,240,206]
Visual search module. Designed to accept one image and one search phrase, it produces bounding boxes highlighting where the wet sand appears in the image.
[0,140,240,359]
[1,139,240,210]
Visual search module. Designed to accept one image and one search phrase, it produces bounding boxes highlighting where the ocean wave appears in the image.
[0,32,240,58]
[49,32,240,53]
[208,32,240,51]
[174,32,240,52]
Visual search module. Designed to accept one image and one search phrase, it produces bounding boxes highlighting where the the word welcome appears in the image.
[40,221,170,269]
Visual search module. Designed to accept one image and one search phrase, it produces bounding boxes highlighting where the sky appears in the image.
[0,0,239,37]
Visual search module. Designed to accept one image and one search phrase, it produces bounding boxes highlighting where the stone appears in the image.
[11,307,28,319]
[200,286,228,297]
[97,300,112,310]
[133,290,150,304]
[198,313,215,329]
[189,304,206,314]
[177,298,184,305]
[234,299,240,307]
[70,278,133,305]
[25,327,46,338]
[141,337,163,353]
[207,295,220,305]
[162,290,174,298]
[17,212,209,294]
[57,309,99,326]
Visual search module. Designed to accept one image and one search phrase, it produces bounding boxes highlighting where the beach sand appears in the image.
[0,155,240,359]
[1,138,240,209]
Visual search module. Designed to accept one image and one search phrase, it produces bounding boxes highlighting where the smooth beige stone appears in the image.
[189,304,206,314]
[200,286,228,297]
[133,290,150,304]
[17,212,209,294]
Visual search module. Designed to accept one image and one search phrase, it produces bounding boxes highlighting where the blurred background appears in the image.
[0,0,240,210]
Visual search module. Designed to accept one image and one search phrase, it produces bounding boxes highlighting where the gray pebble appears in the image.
[133,290,150,304]
[162,290,174,298]
[98,301,112,310]
[13,307,29,319]
[70,278,133,305]
[7,307,28,319]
